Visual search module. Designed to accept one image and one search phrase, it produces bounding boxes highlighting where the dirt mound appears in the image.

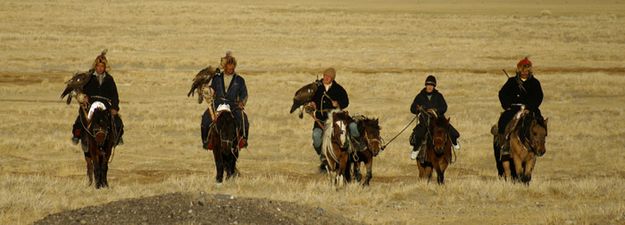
[35,192,362,225]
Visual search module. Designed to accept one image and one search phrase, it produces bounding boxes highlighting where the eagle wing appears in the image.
[290,80,320,113]
[188,66,219,104]
[61,71,91,105]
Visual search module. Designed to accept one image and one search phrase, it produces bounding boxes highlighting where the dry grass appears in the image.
[1,0,625,224]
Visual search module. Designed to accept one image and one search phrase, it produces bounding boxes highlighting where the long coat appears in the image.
[498,74,543,113]
[311,81,349,129]
[211,72,248,111]
[410,88,447,118]
[83,70,120,111]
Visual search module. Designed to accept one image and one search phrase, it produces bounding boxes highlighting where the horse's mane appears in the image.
[432,115,449,128]
[358,117,380,131]
[518,112,547,140]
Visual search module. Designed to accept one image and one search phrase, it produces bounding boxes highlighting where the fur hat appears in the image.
[220,51,237,68]
[92,49,109,71]
[425,75,436,86]
[323,67,336,79]
[517,57,532,69]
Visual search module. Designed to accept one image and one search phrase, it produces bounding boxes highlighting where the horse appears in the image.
[80,98,117,189]
[416,111,453,184]
[206,106,240,183]
[322,110,353,186]
[347,116,382,186]
[492,109,548,184]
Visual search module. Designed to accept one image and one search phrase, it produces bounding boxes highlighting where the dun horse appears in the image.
[322,110,353,186]
[492,109,547,184]
[348,117,382,186]
[416,111,453,184]
[206,107,240,183]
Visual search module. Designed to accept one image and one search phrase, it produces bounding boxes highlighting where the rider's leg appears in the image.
[312,127,327,172]
[348,121,363,150]
[497,110,516,154]
[233,110,249,148]
[72,115,81,144]
[114,114,124,145]
[201,109,213,150]
[449,124,460,150]
[411,124,426,160]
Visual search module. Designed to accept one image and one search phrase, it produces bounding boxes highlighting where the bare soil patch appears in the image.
[34,192,362,225]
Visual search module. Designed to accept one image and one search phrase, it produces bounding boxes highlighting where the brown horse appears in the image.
[207,109,240,183]
[348,117,382,186]
[416,112,453,184]
[322,110,352,186]
[81,98,117,189]
[493,110,547,184]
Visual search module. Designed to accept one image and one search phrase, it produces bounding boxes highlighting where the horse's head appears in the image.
[331,111,352,148]
[430,116,450,155]
[530,117,548,157]
[214,109,238,150]
[360,118,382,156]
[87,101,112,147]
[290,80,321,114]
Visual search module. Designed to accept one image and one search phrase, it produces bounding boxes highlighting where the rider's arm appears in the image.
[109,76,120,111]
[410,94,421,114]
[498,78,516,110]
[436,93,447,115]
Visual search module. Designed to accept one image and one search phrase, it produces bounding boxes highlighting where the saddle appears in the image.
[492,109,530,154]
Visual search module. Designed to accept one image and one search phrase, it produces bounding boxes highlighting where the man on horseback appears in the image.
[71,50,124,146]
[497,57,544,154]
[200,52,249,150]
[409,75,460,161]
[308,68,360,173]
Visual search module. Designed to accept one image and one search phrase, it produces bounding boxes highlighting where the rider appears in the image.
[71,50,124,145]
[201,52,249,150]
[308,67,360,173]
[409,75,460,161]
[497,57,544,153]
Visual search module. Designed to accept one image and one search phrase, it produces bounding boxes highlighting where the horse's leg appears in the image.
[512,154,524,183]
[521,156,537,185]
[436,157,449,185]
[337,153,349,187]
[343,157,353,183]
[85,156,93,186]
[364,157,373,186]
[103,150,110,188]
[352,159,362,183]
[213,148,224,183]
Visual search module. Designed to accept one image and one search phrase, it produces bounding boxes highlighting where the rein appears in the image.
[380,115,417,151]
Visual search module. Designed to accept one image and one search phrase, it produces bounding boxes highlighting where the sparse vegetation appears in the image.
[1,0,624,224]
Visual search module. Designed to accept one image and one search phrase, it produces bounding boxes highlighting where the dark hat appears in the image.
[425,75,436,86]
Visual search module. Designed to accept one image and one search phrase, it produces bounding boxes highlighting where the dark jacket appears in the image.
[311,81,349,128]
[83,70,120,111]
[498,74,543,112]
[211,72,248,111]
[410,88,447,118]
